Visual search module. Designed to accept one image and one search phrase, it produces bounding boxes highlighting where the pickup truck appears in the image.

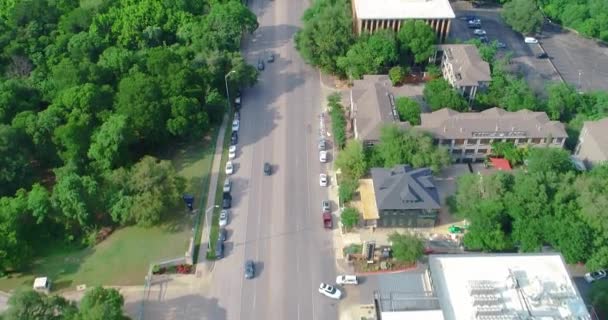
[323,212,332,229]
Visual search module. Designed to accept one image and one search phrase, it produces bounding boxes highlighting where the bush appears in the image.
[388,232,424,263]
[341,207,360,230]
[395,97,421,125]
[328,93,347,149]
[339,178,359,203]
[425,64,442,78]
[388,66,406,86]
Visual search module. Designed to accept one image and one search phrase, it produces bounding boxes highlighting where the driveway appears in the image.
[449,2,561,96]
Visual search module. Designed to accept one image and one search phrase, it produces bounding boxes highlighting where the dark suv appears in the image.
[215,240,224,259]
[222,193,232,209]
[231,131,238,145]
[264,162,272,175]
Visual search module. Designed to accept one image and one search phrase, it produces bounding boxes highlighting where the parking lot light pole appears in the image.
[224,70,236,111]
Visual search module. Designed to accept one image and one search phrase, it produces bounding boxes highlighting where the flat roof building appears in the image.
[574,117,608,168]
[376,253,594,320]
[351,0,455,42]
[418,108,568,162]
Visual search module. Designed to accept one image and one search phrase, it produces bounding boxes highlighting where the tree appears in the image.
[546,82,581,121]
[328,93,347,149]
[337,30,398,79]
[388,66,406,86]
[4,289,77,320]
[423,78,468,111]
[499,78,539,112]
[575,164,608,238]
[490,141,525,165]
[0,124,33,196]
[339,178,359,203]
[588,281,608,315]
[198,0,258,52]
[76,286,129,320]
[88,114,133,171]
[467,39,498,63]
[340,207,360,230]
[294,0,354,75]
[0,79,41,124]
[394,97,421,125]
[51,169,100,233]
[463,199,513,251]
[397,20,437,64]
[502,0,544,35]
[526,147,573,174]
[387,232,424,263]
[335,140,367,180]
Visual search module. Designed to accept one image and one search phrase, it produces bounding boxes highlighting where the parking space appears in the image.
[539,22,608,92]
[449,2,561,95]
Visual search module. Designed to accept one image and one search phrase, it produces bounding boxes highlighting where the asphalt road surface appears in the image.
[205,0,338,319]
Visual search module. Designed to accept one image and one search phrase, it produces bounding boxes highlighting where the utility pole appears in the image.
[224,70,236,111]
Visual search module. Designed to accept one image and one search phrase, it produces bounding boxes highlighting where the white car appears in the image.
[473,29,486,35]
[225,161,234,175]
[336,275,358,285]
[319,174,328,187]
[319,150,327,163]
[524,36,538,44]
[223,178,231,193]
[219,210,229,227]
[229,145,237,159]
[318,283,341,299]
[232,119,240,132]
[584,269,607,283]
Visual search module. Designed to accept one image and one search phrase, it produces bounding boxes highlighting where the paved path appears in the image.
[196,114,229,276]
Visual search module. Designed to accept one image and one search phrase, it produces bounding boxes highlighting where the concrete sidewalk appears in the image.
[196,114,229,276]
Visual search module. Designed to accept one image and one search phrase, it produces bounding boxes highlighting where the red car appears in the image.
[323,212,332,229]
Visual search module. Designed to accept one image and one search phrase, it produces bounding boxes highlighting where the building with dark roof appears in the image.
[368,165,440,228]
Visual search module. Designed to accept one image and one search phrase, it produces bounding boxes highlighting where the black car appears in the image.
[231,131,238,145]
[264,162,272,175]
[215,240,224,259]
[536,53,549,59]
[218,228,227,242]
[478,36,489,43]
[222,193,232,209]
[244,260,255,279]
[267,52,275,63]
[257,59,265,71]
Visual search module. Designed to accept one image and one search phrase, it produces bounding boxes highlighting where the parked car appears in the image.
[264,162,272,175]
[524,37,538,44]
[218,228,227,242]
[257,59,265,71]
[497,42,507,49]
[222,196,231,209]
[323,212,332,229]
[473,29,486,36]
[465,15,478,21]
[223,178,232,193]
[336,275,358,285]
[244,260,255,279]
[266,52,275,63]
[478,36,489,43]
[318,283,341,299]
[319,150,327,163]
[215,240,224,259]
[225,161,234,175]
[536,52,549,59]
[322,200,331,213]
[232,119,240,132]
[234,110,241,121]
[229,145,237,159]
[234,91,241,110]
[318,139,326,151]
[584,269,607,283]
[231,131,238,145]
[319,174,328,187]
[219,210,229,227]
[468,18,481,24]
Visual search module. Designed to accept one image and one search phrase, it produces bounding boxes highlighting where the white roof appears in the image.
[33,277,48,288]
[428,254,591,320]
[353,0,455,20]
[381,310,445,320]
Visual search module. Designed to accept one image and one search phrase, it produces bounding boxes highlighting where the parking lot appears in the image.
[449,2,561,95]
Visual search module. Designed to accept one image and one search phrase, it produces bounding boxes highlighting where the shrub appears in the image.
[341,207,360,230]
[388,66,406,86]
[395,97,421,125]
[328,93,347,149]
[339,178,359,203]
[425,64,442,78]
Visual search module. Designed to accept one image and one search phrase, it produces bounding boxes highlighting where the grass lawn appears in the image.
[0,128,219,293]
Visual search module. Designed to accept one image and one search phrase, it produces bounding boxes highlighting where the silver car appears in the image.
[223,179,231,193]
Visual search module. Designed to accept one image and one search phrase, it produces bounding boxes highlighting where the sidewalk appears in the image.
[195,114,229,276]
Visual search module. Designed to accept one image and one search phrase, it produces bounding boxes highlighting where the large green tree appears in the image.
[397,20,437,64]
[502,0,544,35]
[423,78,468,112]
[388,232,424,263]
[395,97,421,125]
[0,124,33,196]
[335,140,367,180]
[337,30,398,79]
[3,289,77,320]
[88,114,133,171]
[76,286,130,320]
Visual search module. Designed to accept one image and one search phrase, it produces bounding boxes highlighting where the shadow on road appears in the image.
[129,294,227,320]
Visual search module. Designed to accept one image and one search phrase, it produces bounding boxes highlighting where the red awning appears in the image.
[489,158,512,171]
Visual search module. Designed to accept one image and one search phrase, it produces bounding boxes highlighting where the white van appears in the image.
[524,37,538,44]
[336,275,358,285]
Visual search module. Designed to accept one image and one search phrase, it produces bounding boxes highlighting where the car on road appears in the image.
[219,209,229,226]
[218,228,227,242]
[234,110,240,121]
[215,240,224,259]
[222,195,231,209]
[322,200,330,213]
[264,162,272,175]
[266,52,275,63]
[318,283,341,299]
[319,173,328,187]
[225,161,234,175]
[464,15,478,21]
[536,53,549,59]
[229,145,237,159]
[232,119,240,132]
[244,260,255,279]
[234,91,241,110]
[257,59,265,71]
[318,139,326,151]
[473,29,486,36]
[223,178,232,193]
[584,269,607,283]
[336,275,358,285]
[231,131,238,145]
[524,37,539,44]
[319,150,327,163]
[478,36,489,44]
[323,211,332,229]
[497,42,507,49]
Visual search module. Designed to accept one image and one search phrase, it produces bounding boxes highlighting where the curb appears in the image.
[355,264,417,276]
[536,42,565,85]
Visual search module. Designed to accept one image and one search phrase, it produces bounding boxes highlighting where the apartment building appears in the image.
[418,108,568,162]
[574,117,608,168]
[351,0,455,42]
[436,44,491,102]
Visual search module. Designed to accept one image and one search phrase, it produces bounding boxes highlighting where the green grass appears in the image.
[0,129,219,293]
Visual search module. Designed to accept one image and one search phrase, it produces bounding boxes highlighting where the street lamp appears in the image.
[224,70,237,112]
[206,205,220,214]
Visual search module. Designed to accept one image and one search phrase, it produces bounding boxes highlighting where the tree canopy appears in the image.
[423,78,468,112]
[501,0,544,35]
[337,30,398,79]
[395,97,421,125]
[388,232,424,263]
[397,20,437,64]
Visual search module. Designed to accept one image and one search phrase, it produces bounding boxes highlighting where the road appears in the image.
[205,0,338,319]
